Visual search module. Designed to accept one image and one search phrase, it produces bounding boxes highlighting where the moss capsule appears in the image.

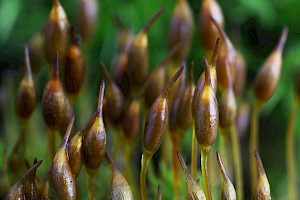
[143,66,184,154]
[254,27,288,103]
[44,0,69,64]
[251,151,271,200]
[77,0,99,41]
[82,81,106,171]
[51,117,76,200]
[127,7,164,87]
[6,160,42,200]
[195,57,219,148]
[216,152,236,200]
[168,0,194,61]
[99,62,125,124]
[105,151,133,200]
[192,38,220,119]
[199,0,224,55]
[219,56,237,128]
[16,44,37,120]
[177,151,206,200]
[64,27,85,98]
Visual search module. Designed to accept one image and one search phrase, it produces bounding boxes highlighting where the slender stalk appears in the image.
[230,124,244,200]
[250,100,260,190]
[48,129,56,159]
[219,128,231,179]
[191,124,197,179]
[19,120,28,159]
[140,152,151,200]
[286,98,298,200]
[86,171,96,200]
[200,146,212,200]
[171,134,180,199]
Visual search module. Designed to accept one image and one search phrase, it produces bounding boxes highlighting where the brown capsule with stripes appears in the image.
[195,58,219,147]
[82,81,107,171]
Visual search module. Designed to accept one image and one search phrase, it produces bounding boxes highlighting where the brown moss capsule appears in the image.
[99,62,125,124]
[192,38,220,119]
[0,150,10,199]
[82,81,106,171]
[177,151,206,200]
[251,151,271,200]
[127,7,164,87]
[168,0,194,61]
[77,0,99,41]
[44,0,69,64]
[254,27,288,103]
[64,27,85,99]
[195,58,219,148]
[216,151,236,200]
[68,110,99,178]
[143,66,184,154]
[51,116,76,200]
[42,53,68,130]
[233,52,246,96]
[177,62,195,131]
[6,160,42,200]
[16,45,37,120]
[219,57,237,128]
[295,71,300,103]
[105,151,134,200]
[199,0,224,55]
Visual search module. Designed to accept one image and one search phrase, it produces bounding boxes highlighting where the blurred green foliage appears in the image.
[1,0,300,199]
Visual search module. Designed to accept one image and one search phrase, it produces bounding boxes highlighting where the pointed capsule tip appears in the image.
[203,57,211,86]
[142,7,165,33]
[98,61,113,84]
[24,44,33,79]
[60,116,75,148]
[254,150,266,176]
[276,26,289,52]
[210,37,221,66]
[97,81,105,111]
[162,65,184,97]
[216,151,229,180]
